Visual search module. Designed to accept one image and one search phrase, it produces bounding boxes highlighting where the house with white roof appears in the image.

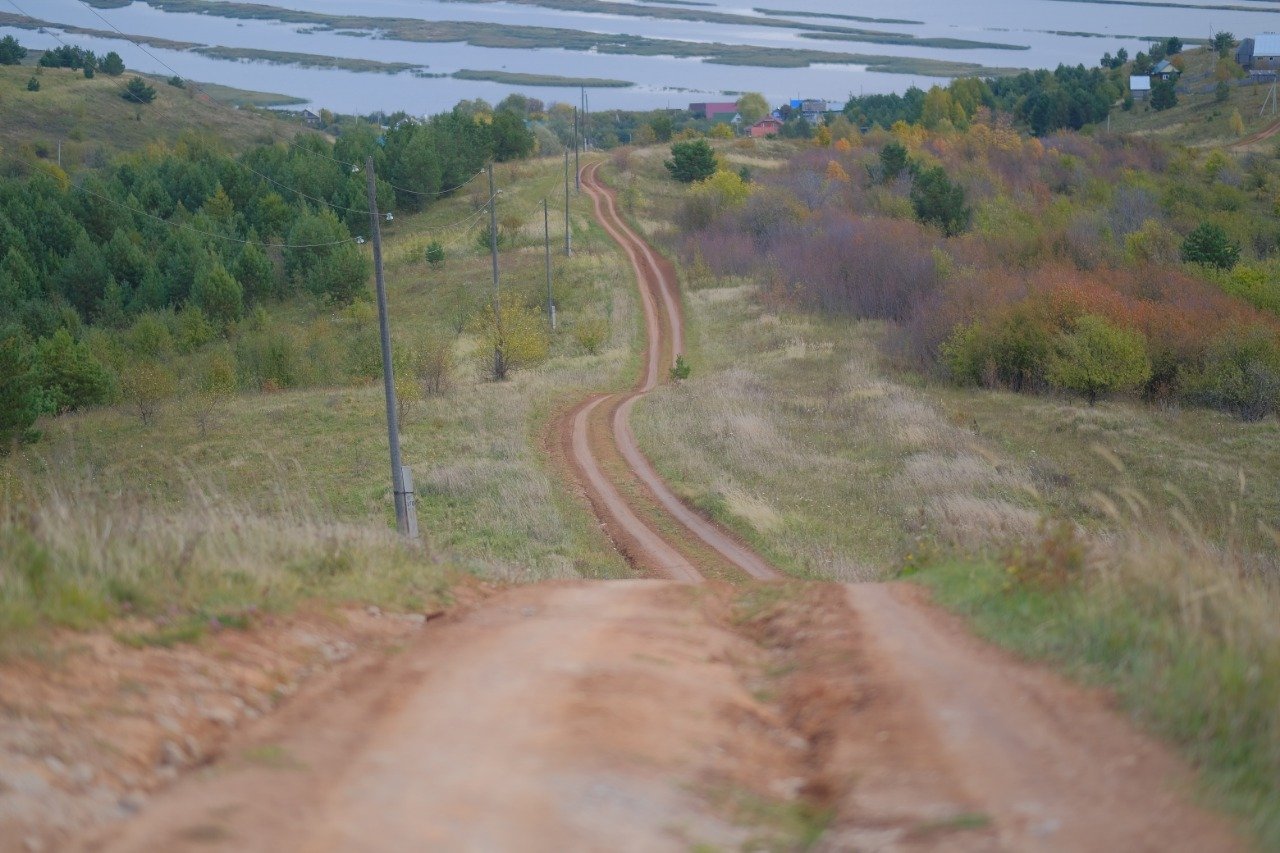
[1238,33,1280,71]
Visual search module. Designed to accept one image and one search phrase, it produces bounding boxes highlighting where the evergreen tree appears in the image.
[664,140,717,183]
[1181,222,1240,269]
[910,166,971,236]
[0,35,26,65]
[34,328,115,413]
[122,76,156,104]
[1151,79,1177,111]
[233,242,276,303]
[0,332,42,452]
[100,51,125,76]
[190,261,244,325]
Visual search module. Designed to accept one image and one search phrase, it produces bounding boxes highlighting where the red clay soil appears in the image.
[74,581,1243,852]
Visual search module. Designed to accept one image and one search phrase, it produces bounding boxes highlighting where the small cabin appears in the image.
[1129,75,1151,101]
[750,117,783,138]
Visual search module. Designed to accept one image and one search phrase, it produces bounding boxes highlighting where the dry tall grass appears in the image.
[0,461,443,651]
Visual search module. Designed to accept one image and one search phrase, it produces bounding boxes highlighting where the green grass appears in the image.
[0,64,307,173]
[1,155,635,650]
[614,139,1280,844]
[1107,45,1280,146]
[918,554,1280,848]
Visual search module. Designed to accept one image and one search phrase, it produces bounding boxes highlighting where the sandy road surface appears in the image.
[76,581,1241,852]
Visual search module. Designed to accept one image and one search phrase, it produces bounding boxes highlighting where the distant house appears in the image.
[750,117,783,138]
[301,108,322,127]
[1129,75,1151,101]
[1151,59,1179,80]
[689,101,738,120]
[1239,33,1280,70]
[789,98,829,125]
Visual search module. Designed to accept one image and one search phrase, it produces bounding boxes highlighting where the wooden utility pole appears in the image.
[564,149,572,256]
[573,107,580,193]
[543,198,555,331]
[365,156,416,538]
[487,162,504,380]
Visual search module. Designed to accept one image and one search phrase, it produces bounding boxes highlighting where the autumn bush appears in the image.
[684,123,1280,419]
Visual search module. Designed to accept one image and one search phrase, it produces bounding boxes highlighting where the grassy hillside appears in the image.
[612,133,1280,845]
[1108,44,1280,146]
[0,61,306,173]
[1,151,635,653]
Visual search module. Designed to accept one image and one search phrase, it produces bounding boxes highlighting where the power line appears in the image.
[62,0,487,201]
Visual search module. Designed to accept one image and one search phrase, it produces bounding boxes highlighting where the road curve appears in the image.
[567,162,780,582]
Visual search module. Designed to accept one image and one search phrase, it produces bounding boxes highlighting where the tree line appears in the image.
[0,85,538,451]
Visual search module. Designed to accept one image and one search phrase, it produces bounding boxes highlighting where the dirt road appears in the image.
[76,581,1240,852]
[66,161,1245,852]
[559,163,779,582]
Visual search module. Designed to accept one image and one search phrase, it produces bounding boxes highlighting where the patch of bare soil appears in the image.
[0,591,476,853]
[33,579,1244,852]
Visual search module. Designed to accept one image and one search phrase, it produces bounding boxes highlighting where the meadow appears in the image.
[613,133,1280,844]
[1,153,635,653]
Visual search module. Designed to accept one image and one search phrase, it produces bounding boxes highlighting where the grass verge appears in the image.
[915,533,1280,848]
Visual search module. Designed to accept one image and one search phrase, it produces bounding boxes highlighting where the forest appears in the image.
[682,121,1280,419]
[0,50,540,450]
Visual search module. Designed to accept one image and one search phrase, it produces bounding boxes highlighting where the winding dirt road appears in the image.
[561,163,780,583]
[64,160,1246,853]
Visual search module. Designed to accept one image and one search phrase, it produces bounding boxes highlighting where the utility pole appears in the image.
[543,198,555,331]
[365,156,416,538]
[57,140,62,170]
[564,149,572,256]
[573,107,580,192]
[487,162,503,380]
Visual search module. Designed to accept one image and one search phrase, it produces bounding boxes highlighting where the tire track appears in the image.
[565,162,780,582]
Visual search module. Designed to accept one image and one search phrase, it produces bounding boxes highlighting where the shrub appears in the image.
[941,304,1057,391]
[665,140,717,183]
[469,292,550,381]
[669,355,691,381]
[1182,222,1240,270]
[120,360,177,426]
[121,77,156,104]
[573,311,609,355]
[26,77,38,93]
[425,240,444,268]
[1178,326,1280,420]
[1046,315,1152,404]
[418,337,454,396]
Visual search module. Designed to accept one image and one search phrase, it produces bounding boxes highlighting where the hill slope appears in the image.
[0,62,307,171]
